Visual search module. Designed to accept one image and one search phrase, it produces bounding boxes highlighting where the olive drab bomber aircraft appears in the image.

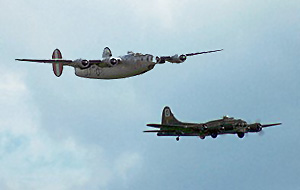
[144,106,282,141]
[16,47,223,79]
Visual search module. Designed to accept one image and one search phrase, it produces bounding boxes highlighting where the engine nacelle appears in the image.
[156,54,187,64]
[247,123,262,132]
[73,59,91,69]
[156,56,165,64]
[102,57,122,67]
[167,54,187,63]
[110,58,119,66]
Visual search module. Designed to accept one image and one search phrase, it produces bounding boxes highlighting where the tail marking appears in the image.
[52,49,63,77]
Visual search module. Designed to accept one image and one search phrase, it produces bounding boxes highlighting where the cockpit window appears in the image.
[223,115,234,120]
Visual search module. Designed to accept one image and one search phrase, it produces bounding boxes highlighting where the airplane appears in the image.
[144,106,281,141]
[15,47,223,79]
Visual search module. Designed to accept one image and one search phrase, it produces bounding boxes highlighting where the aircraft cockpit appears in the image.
[126,51,153,62]
[127,51,144,55]
[222,115,234,120]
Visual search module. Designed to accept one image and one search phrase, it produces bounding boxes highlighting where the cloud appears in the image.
[1,1,299,190]
[0,68,143,190]
[121,0,186,30]
[114,152,142,181]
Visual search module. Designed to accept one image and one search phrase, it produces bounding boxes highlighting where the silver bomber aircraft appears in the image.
[144,106,281,141]
[15,47,222,79]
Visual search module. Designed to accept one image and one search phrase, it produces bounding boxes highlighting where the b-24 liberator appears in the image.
[16,47,222,79]
[144,106,281,141]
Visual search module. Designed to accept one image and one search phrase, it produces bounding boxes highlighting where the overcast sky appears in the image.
[0,0,299,189]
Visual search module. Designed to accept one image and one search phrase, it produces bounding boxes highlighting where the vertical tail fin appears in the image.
[102,47,112,58]
[161,106,182,125]
[52,49,63,77]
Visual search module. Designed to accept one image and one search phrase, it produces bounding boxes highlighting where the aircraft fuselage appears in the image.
[75,53,155,79]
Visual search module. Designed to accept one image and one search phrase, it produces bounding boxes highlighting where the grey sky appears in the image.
[0,0,299,189]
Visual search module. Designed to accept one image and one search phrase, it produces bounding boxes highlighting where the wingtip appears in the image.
[262,123,282,127]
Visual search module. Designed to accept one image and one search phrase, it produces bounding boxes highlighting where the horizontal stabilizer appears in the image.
[143,130,176,133]
[146,124,163,128]
[144,130,161,133]
[147,123,184,128]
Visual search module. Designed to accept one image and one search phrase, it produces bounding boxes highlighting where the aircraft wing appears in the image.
[146,123,205,134]
[16,47,121,68]
[262,123,282,128]
[15,48,121,78]
[15,59,73,64]
[16,58,112,68]
[156,49,223,63]
[146,123,201,129]
[185,49,223,56]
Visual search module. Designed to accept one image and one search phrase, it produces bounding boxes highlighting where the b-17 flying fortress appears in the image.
[145,106,281,141]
